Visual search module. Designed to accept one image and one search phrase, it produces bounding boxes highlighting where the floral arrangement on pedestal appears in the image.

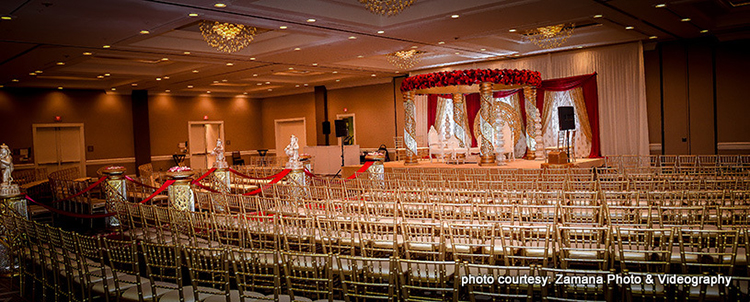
[400,69,542,92]
[103,166,126,175]
[167,166,194,179]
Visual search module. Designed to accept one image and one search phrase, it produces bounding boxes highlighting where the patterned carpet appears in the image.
[0,276,24,302]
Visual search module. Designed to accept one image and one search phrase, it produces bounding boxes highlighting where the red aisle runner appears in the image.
[26,195,116,219]
[49,176,107,204]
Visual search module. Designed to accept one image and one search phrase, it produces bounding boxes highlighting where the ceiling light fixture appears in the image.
[166,90,171,93]
[29,72,36,76]
[312,63,318,66]
[97,75,104,79]
[104,73,110,76]
[57,87,63,90]
[189,13,199,17]
[200,20,256,53]
[438,41,445,44]
[226,62,234,66]
[294,48,301,51]
[1,15,12,20]
[11,79,18,82]
[593,14,602,18]
[377,30,385,34]
[188,85,194,88]
[525,23,575,49]
[83,52,92,55]
[386,49,425,69]
[700,29,709,33]
[131,83,138,86]
[102,45,110,48]
[183,51,191,55]
[625,26,634,30]
[349,36,357,40]
[306,18,316,22]
[451,14,460,18]
[140,30,150,34]
[359,0,413,17]
[56,62,65,65]
[111,88,116,91]
[649,36,658,39]
[214,3,226,8]
[193,70,199,73]
[509,29,517,32]
[279,26,288,29]
[655,4,666,8]
[681,18,691,22]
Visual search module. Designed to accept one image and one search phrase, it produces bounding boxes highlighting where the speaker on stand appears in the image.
[557,106,575,163]
[333,119,349,177]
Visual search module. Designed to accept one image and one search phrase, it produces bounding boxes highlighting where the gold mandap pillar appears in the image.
[167,170,195,211]
[452,93,470,149]
[478,82,495,166]
[101,166,128,227]
[402,90,418,165]
[523,86,544,160]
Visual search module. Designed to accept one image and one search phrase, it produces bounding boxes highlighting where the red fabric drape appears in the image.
[427,94,438,131]
[536,73,600,158]
[464,93,481,147]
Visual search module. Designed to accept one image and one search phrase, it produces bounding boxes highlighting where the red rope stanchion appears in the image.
[242,169,291,196]
[303,168,319,178]
[227,168,277,180]
[191,168,217,184]
[192,182,221,193]
[49,176,107,204]
[139,180,175,204]
[124,175,159,189]
[346,161,374,180]
[26,195,116,219]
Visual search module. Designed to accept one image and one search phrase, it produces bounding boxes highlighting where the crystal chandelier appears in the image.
[359,0,415,17]
[386,49,425,69]
[200,21,257,53]
[525,23,575,49]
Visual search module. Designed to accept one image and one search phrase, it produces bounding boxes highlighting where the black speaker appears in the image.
[322,121,331,135]
[334,119,348,137]
[558,106,575,130]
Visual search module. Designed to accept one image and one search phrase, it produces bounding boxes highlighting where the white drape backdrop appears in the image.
[542,89,592,158]
[412,42,650,156]
[415,94,428,146]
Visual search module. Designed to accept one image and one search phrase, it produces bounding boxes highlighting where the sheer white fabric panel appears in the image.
[414,94,428,146]
[495,95,526,158]
[412,42,650,156]
[434,96,454,141]
[542,90,592,159]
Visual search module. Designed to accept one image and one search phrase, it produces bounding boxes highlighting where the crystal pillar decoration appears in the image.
[479,82,496,166]
[365,153,386,188]
[2,194,26,219]
[403,90,418,165]
[213,169,231,194]
[452,93,469,149]
[523,86,544,160]
[167,172,195,212]
[102,167,127,227]
[286,168,306,200]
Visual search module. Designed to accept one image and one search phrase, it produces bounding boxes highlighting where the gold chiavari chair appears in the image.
[358,220,399,258]
[72,233,113,302]
[280,215,319,253]
[657,206,707,230]
[363,201,398,223]
[538,180,567,192]
[698,155,719,167]
[130,242,186,301]
[516,204,558,226]
[568,180,598,192]
[434,202,475,222]
[217,248,279,302]
[563,191,599,206]
[98,238,146,301]
[399,202,435,223]
[476,204,515,224]
[659,155,678,168]
[396,258,460,302]
[500,225,554,267]
[446,222,498,264]
[613,227,675,302]
[317,217,359,256]
[703,179,738,191]
[678,155,699,167]
[401,222,445,261]
[242,213,278,252]
[211,212,243,248]
[598,179,629,192]
[141,204,172,244]
[540,268,614,302]
[528,191,562,206]
[281,252,341,302]
[606,205,653,228]
[46,227,77,302]
[556,226,611,270]
[559,204,605,227]
[463,263,537,302]
[718,155,740,167]
[647,191,686,207]
[677,228,739,301]
[337,255,396,302]
[179,246,231,301]
[601,191,639,207]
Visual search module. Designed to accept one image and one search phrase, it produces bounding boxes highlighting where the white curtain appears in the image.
[412,42,650,156]
[434,96,454,141]
[414,94,428,146]
[494,94,526,158]
[542,89,592,159]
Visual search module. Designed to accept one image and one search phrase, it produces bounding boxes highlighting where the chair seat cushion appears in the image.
[120,281,179,301]
[203,290,266,302]
[158,286,223,302]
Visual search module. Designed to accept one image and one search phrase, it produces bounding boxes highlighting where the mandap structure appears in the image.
[400,69,544,166]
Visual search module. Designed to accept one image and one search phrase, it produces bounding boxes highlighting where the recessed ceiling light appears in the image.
[165,90,171,93]
[56,62,65,65]
[243,92,248,95]
[294,48,301,51]
[140,30,150,34]
[377,30,385,34]
[156,78,162,81]
[357,55,364,58]
[312,63,318,66]
[267,89,272,91]
[655,3,666,8]
[513,54,520,57]
[57,87,63,90]
[104,73,110,77]
[257,83,263,86]
[593,14,603,18]
[411,46,418,49]
[480,48,486,51]
[226,62,234,66]
[183,51,191,55]
[207,91,211,93]
[279,26,288,29]
[82,52,92,56]
[649,35,658,39]
[214,3,226,8]
[221,79,227,82]
[307,18,316,22]
[371,74,376,77]
[577,46,583,49]
[102,45,110,48]
[193,70,199,73]
[625,26,634,30]
[332,71,338,74]
[188,13,199,17]
[11,79,18,82]
[335,79,340,82]
[29,72,36,76]
[252,74,258,76]
[304,84,309,87]
[700,29,709,33]
[0,85,3,88]
[455,52,460,55]
[451,14,459,18]
[1,16,12,20]
[295,85,300,87]
[111,88,116,91]
[265,81,270,84]
[161,57,168,61]
[289,67,294,70]
[438,41,445,44]
[35,70,42,73]
[97,75,104,79]
[132,83,138,86]
[187,85,193,88]
[250,57,256,60]
[395,71,400,73]
[348,36,357,40]
[164,76,170,80]
[681,18,691,22]
[213,80,219,84]
[509,29,517,32]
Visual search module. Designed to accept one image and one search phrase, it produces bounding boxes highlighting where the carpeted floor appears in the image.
[0,276,25,302]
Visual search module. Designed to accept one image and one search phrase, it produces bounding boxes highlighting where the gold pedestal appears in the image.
[102,166,127,227]
[2,193,27,218]
[213,168,231,193]
[404,155,418,165]
[523,148,536,160]
[479,155,496,166]
[167,171,195,211]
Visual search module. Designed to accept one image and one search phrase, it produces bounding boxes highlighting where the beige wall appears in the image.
[259,92,316,150]
[327,82,398,148]
[149,93,263,156]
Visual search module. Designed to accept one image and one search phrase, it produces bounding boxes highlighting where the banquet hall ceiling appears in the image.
[0,0,748,98]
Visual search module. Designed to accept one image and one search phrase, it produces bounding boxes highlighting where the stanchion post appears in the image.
[101,166,127,227]
[167,168,195,211]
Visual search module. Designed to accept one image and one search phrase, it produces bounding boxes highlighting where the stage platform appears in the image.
[341,158,605,178]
